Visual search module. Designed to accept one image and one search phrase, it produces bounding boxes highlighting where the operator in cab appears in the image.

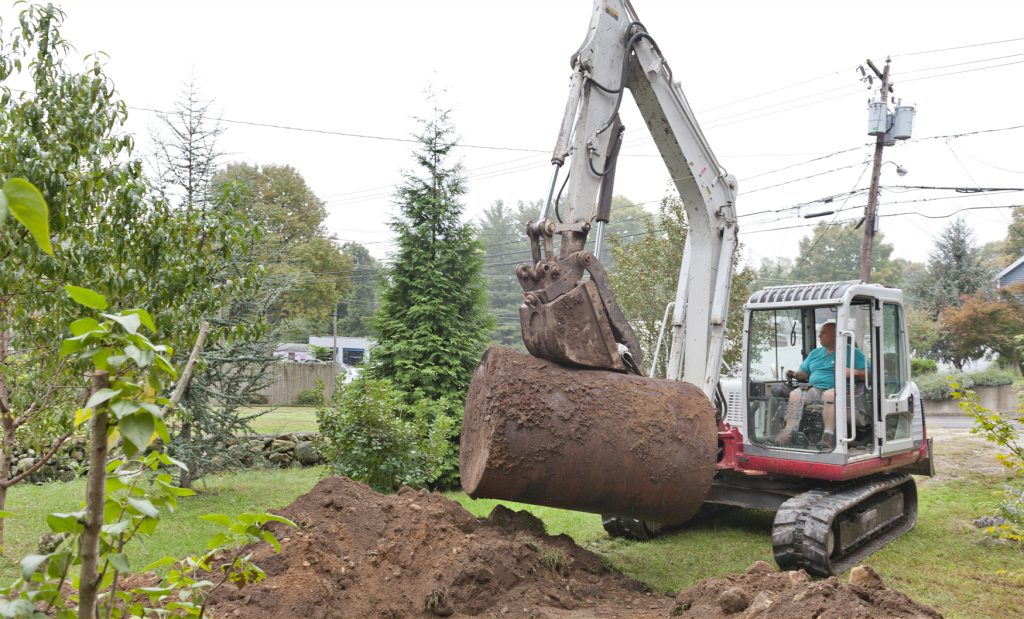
[772,322,867,451]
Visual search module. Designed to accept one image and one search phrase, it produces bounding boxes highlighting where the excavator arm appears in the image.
[461,0,736,528]
[519,0,738,397]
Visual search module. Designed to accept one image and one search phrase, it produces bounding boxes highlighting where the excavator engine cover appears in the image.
[461,346,718,525]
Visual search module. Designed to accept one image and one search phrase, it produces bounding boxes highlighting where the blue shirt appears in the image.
[800,345,866,390]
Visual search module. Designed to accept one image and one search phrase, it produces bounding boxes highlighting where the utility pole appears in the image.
[860,58,891,283]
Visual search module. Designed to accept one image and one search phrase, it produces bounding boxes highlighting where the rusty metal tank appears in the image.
[460,346,718,524]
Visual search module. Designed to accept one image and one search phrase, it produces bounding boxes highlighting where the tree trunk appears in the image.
[178,420,193,489]
[0,419,12,551]
[171,321,209,491]
[78,371,109,619]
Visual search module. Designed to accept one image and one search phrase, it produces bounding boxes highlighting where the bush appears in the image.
[915,372,974,399]
[911,358,937,377]
[968,366,1020,387]
[315,377,455,492]
[297,387,324,406]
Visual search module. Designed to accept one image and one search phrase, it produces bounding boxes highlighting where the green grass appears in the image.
[0,467,324,583]
[452,474,1024,619]
[240,405,318,434]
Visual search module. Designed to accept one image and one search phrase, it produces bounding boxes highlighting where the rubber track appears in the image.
[772,472,916,577]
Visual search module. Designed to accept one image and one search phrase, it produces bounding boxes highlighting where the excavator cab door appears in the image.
[879,303,915,456]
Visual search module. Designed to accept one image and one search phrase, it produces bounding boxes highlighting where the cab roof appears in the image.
[746,280,904,308]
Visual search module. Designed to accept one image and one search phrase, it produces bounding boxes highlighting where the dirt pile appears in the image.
[207,477,943,619]
[672,562,942,619]
[207,476,671,619]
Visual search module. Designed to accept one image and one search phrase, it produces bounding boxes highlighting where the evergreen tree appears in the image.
[369,109,493,401]
[915,216,991,314]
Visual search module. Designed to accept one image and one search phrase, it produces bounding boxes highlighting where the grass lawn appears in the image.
[0,467,324,583]
[1,432,1021,618]
[452,435,1024,619]
[239,405,318,434]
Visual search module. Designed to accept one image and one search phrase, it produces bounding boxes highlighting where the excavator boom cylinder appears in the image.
[461,346,718,524]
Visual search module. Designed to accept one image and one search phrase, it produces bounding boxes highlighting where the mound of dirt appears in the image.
[206,477,943,619]
[207,476,671,619]
[672,562,943,619]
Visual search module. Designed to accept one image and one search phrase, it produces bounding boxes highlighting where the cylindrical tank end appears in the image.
[460,346,718,525]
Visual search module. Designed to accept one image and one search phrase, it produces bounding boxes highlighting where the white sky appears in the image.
[6,0,1023,269]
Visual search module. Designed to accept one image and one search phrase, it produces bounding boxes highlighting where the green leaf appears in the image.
[0,511,14,518]
[64,285,108,310]
[102,520,132,536]
[110,400,141,420]
[102,312,142,335]
[85,388,121,410]
[60,338,85,356]
[120,412,156,452]
[200,514,233,528]
[3,178,52,255]
[20,553,50,579]
[260,530,282,553]
[69,317,102,337]
[107,553,131,573]
[125,309,157,332]
[46,511,85,534]
[127,497,160,519]
[142,557,176,572]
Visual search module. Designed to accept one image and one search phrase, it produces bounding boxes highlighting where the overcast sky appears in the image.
[6,0,1023,270]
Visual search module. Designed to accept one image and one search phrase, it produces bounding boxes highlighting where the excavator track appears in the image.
[772,472,917,577]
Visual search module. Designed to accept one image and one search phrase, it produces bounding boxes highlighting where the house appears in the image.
[995,255,1024,289]
[308,336,373,366]
[273,343,315,362]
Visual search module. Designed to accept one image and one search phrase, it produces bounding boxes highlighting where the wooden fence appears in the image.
[257,363,343,405]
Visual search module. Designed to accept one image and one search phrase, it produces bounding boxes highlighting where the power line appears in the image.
[890,35,1024,59]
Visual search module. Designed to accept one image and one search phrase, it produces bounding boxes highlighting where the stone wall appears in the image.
[923,384,1019,416]
[4,439,87,484]
[6,433,326,485]
[225,432,324,468]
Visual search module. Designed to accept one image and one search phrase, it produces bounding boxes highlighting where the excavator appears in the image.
[460,0,933,577]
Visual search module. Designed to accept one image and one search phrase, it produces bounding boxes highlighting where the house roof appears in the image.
[995,254,1024,282]
[275,343,311,353]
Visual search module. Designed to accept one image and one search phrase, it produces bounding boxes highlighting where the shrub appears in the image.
[915,372,974,399]
[315,377,455,492]
[297,387,324,406]
[911,358,937,377]
[968,366,1020,387]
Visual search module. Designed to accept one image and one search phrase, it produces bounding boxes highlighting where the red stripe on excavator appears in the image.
[735,443,929,481]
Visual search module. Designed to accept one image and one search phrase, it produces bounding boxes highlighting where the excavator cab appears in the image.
[737,281,924,464]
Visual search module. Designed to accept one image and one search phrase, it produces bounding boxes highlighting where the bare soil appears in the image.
[206,476,943,619]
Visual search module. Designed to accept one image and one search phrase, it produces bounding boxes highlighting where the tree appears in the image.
[368,107,493,401]
[273,236,354,339]
[335,242,381,338]
[1006,206,1024,260]
[211,163,352,340]
[936,288,1024,371]
[149,80,276,488]
[0,4,254,526]
[751,256,795,291]
[914,216,991,315]
[213,163,326,248]
[609,192,752,375]
[477,200,531,348]
[789,221,899,285]
[149,77,223,212]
